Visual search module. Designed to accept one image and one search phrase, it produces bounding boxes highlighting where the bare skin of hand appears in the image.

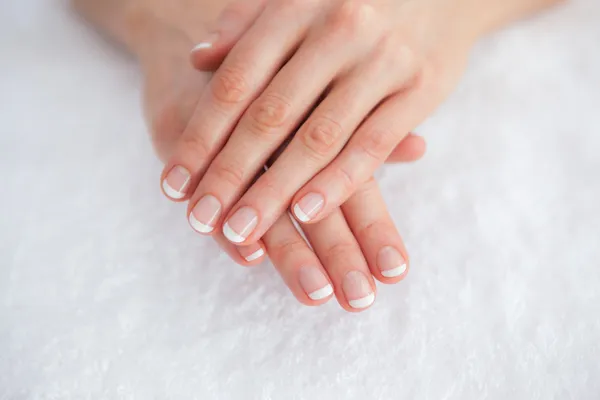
[160,0,562,249]
[74,0,431,311]
[74,0,561,310]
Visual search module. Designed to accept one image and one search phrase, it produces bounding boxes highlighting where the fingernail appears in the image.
[162,166,191,200]
[293,193,324,222]
[377,246,407,278]
[343,271,375,309]
[191,32,220,53]
[223,206,258,243]
[189,195,222,234]
[299,266,333,301]
[237,244,265,263]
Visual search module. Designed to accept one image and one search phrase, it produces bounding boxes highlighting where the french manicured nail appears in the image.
[189,195,221,234]
[293,193,324,222]
[377,246,408,278]
[343,271,375,309]
[162,166,191,200]
[223,207,258,243]
[191,32,220,53]
[299,266,333,301]
[237,244,265,263]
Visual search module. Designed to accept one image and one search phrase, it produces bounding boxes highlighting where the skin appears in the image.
[160,0,563,248]
[74,0,427,311]
[73,0,562,311]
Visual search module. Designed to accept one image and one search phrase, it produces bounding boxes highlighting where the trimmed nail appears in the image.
[343,271,375,309]
[293,193,325,222]
[162,166,191,200]
[223,206,258,243]
[237,244,265,263]
[189,195,222,234]
[377,246,407,278]
[299,266,333,301]
[191,32,220,53]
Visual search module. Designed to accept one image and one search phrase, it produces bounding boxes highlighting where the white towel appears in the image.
[1,1,599,399]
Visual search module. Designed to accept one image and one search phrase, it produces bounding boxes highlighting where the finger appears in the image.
[220,44,416,243]
[189,8,370,238]
[190,0,268,71]
[302,209,377,312]
[385,133,427,163]
[212,231,267,267]
[160,1,315,202]
[342,178,409,283]
[262,213,334,306]
[291,85,429,224]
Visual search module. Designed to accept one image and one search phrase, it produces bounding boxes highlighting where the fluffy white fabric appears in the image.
[1,1,599,399]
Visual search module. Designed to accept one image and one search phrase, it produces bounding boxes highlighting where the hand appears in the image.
[77,0,562,310]
[137,13,426,311]
[160,0,477,246]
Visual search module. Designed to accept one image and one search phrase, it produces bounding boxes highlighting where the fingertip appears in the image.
[386,133,427,163]
[292,192,325,224]
[408,133,427,159]
[236,242,267,266]
[190,33,233,71]
[189,44,219,71]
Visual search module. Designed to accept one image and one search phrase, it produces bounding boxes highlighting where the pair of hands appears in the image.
[147,0,476,310]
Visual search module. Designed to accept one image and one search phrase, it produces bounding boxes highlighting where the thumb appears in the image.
[190,0,267,71]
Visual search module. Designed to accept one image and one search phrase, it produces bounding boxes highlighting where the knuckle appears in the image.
[299,116,344,160]
[395,43,417,67]
[351,177,380,206]
[256,174,286,205]
[334,164,357,195]
[355,128,393,161]
[329,0,378,37]
[211,64,250,104]
[179,132,211,160]
[356,217,396,245]
[247,93,291,133]
[391,43,420,79]
[357,220,386,241]
[212,159,246,187]
[324,242,358,264]
[273,237,307,259]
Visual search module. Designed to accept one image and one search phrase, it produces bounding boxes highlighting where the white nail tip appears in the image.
[348,293,375,309]
[293,204,310,223]
[191,42,212,52]
[244,249,265,262]
[162,180,185,200]
[188,213,214,234]
[381,264,407,278]
[223,223,245,243]
[308,284,334,301]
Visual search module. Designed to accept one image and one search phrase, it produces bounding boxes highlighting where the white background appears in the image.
[1,1,599,399]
